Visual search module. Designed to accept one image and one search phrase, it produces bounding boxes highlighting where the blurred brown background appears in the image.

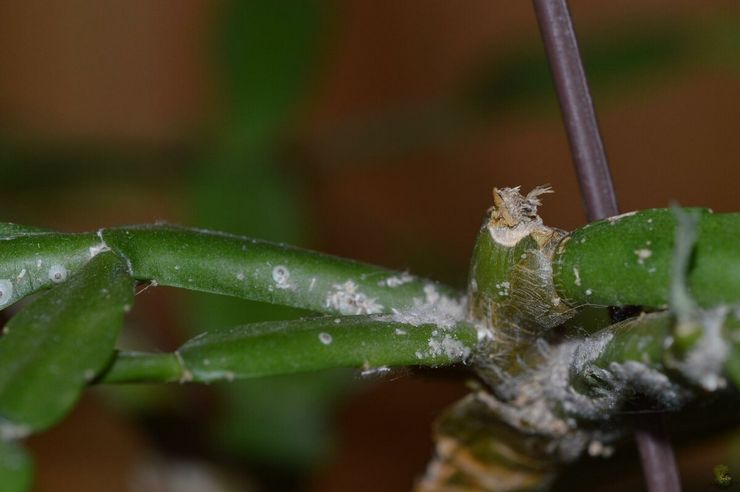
[2,1,740,491]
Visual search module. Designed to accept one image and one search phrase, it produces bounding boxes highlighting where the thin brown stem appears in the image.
[532,0,618,221]
[635,415,682,492]
[532,1,681,491]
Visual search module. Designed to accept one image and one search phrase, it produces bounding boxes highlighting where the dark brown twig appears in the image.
[532,0,618,222]
[635,414,682,492]
[531,1,681,491]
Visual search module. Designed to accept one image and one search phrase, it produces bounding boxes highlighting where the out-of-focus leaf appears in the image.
[700,17,740,72]
[0,251,133,433]
[465,24,689,117]
[218,0,325,144]
[0,440,32,492]
[190,147,310,257]
[192,0,345,471]
[211,372,346,468]
[308,22,699,164]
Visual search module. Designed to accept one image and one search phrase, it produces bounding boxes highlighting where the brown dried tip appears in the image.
[488,186,554,247]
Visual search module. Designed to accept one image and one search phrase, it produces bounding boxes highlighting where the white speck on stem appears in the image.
[16,269,26,281]
[674,307,729,391]
[606,211,637,224]
[0,279,14,306]
[588,440,613,458]
[535,338,550,358]
[606,360,687,407]
[89,242,110,258]
[378,272,414,288]
[634,248,652,265]
[174,352,193,383]
[92,229,111,259]
[390,285,466,331]
[663,336,674,349]
[272,265,294,290]
[423,335,470,361]
[0,422,31,440]
[361,366,391,377]
[48,264,68,283]
[325,280,383,315]
[395,328,407,336]
[235,272,245,281]
[573,267,582,287]
[318,332,333,345]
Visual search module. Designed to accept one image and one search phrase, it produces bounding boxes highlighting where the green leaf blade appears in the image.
[101,316,478,384]
[178,315,477,382]
[0,440,32,492]
[0,231,102,310]
[0,251,134,433]
[102,225,463,315]
[553,209,740,308]
[218,0,325,144]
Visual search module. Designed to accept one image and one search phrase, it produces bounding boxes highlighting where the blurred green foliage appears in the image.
[187,0,350,473]
[465,23,691,116]
[0,441,31,492]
